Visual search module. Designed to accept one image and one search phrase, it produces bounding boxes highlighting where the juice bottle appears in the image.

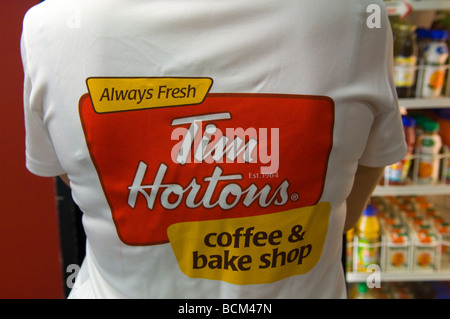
[385,116,416,184]
[356,205,381,272]
[346,228,354,272]
[393,22,418,98]
[417,120,443,184]
[421,30,449,97]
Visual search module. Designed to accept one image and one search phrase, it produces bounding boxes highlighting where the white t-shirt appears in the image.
[21,0,406,298]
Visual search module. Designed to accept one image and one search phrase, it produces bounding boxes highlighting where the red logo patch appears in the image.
[79,93,334,245]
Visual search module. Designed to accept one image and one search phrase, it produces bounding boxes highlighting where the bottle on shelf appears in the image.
[356,204,381,272]
[385,115,416,185]
[417,120,443,184]
[420,30,449,98]
[393,22,418,98]
[346,228,354,273]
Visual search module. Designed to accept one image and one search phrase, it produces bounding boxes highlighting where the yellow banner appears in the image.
[86,77,213,113]
[167,202,331,285]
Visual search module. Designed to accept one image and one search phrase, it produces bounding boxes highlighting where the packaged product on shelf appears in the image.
[393,22,418,98]
[384,162,403,185]
[377,198,411,272]
[420,30,449,97]
[401,210,418,221]
[380,216,403,228]
[416,120,443,184]
[384,227,410,272]
[410,220,434,236]
[347,195,450,277]
[388,195,416,214]
[435,220,450,271]
[412,230,440,272]
[385,116,416,185]
[376,196,449,273]
[395,197,441,272]
[384,115,416,185]
[355,205,382,272]
[440,232,450,271]
[415,196,434,214]
[403,115,416,168]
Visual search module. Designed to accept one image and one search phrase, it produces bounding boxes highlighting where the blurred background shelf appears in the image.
[374,184,450,196]
[408,1,450,11]
[386,1,450,12]
[399,97,450,109]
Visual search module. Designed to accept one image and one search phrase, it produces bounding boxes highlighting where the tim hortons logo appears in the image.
[127,112,285,211]
[79,92,334,245]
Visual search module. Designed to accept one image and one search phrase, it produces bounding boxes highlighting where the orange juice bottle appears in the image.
[356,205,381,272]
[417,120,442,184]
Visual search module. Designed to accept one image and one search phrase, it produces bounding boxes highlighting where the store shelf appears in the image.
[347,271,450,283]
[399,98,450,109]
[374,184,450,196]
[350,2,450,298]
[386,1,450,15]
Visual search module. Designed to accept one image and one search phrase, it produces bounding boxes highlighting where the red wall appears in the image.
[0,1,63,298]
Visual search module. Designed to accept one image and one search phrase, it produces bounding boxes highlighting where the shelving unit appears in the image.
[399,97,450,109]
[374,184,450,196]
[375,98,450,196]
[349,96,450,283]
[350,97,450,283]
[347,2,450,287]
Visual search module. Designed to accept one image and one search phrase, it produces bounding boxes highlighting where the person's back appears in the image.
[21,0,406,298]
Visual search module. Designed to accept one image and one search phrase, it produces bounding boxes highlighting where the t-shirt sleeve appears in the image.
[357,2,407,167]
[21,12,65,177]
